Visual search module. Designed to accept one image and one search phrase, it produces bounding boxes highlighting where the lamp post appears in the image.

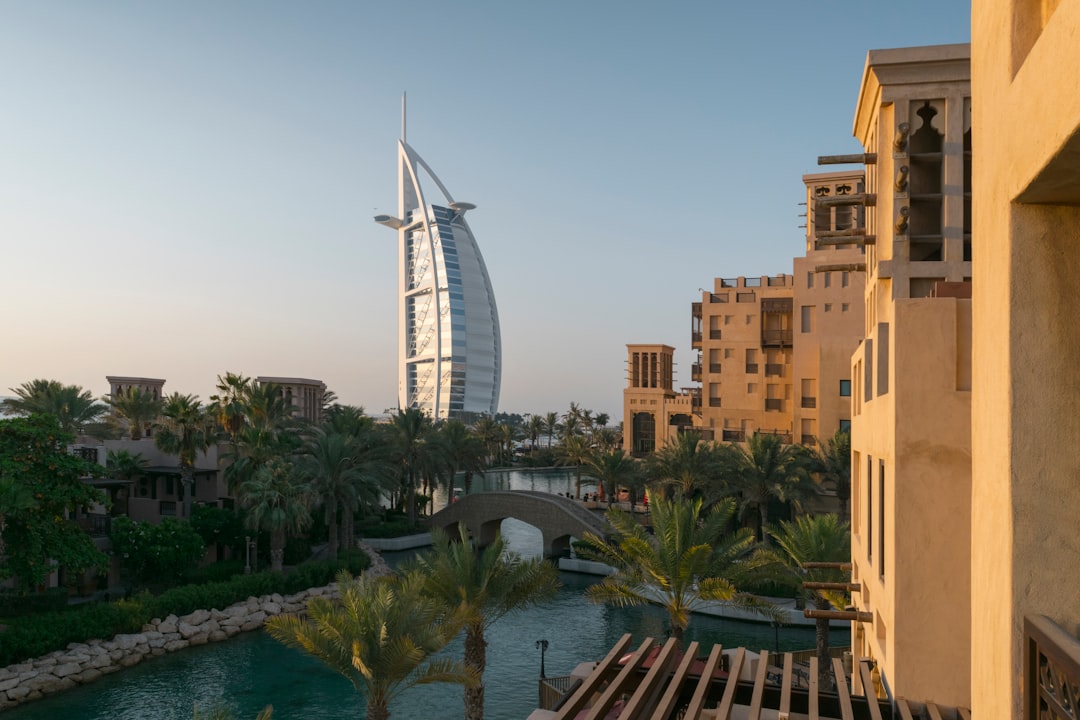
[244,535,253,575]
[536,639,549,678]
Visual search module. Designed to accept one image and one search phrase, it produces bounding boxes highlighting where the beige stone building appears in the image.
[845,44,974,708]
[624,174,864,456]
[972,1,1080,717]
[256,376,326,425]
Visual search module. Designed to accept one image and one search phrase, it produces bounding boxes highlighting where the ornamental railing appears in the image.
[1026,614,1080,720]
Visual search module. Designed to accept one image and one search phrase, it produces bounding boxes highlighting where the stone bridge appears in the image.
[427,491,609,559]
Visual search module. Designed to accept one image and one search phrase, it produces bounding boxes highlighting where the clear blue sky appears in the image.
[0,1,971,421]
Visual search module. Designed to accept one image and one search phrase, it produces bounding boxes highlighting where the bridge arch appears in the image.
[427,491,607,559]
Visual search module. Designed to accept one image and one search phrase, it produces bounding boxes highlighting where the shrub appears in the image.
[0,587,69,617]
[182,560,246,586]
[110,517,206,585]
[359,518,421,538]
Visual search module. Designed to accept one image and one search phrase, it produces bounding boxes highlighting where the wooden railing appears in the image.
[539,675,581,711]
[1026,614,1080,720]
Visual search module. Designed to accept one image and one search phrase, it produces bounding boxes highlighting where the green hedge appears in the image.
[0,550,371,667]
[0,588,69,617]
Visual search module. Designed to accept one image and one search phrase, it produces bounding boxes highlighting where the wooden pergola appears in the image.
[528,634,971,720]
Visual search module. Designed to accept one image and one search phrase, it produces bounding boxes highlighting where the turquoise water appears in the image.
[6,470,846,720]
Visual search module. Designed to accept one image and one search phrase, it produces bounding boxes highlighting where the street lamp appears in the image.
[536,639,549,678]
[244,535,254,575]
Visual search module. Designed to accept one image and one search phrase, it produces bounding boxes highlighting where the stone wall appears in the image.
[0,542,393,711]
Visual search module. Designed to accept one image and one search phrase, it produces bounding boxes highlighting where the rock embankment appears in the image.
[0,542,394,712]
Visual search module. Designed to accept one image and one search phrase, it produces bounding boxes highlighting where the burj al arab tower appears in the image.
[374,101,501,419]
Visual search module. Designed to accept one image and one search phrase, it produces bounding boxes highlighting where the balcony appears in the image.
[691,363,702,381]
[745,363,759,374]
[802,434,817,446]
[710,363,722,373]
[765,363,784,377]
[762,329,794,347]
[706,292,730,303]
[722,429,745,442]
[757,429,793,444]
[1025,614,1080,720]
[691,302,702,319]
[736,291,756,303]
[765,399,783,412]
[77,513,112,538]
[802,396,817,409]
[691,331,702,348]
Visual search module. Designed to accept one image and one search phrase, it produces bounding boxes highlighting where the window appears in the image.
[807,272,814,289]
[842,271,850,288]
[801,305,815,333]
[867,455,873,563]
[842,303,850,312]
[825,303,832,313]
[823,272,832,288]
[724,348,734,359]
[839,379,852,397]
[747,383,757,394]
[839,419,851,432]
[879,461,886,580]
[724,315,732,325]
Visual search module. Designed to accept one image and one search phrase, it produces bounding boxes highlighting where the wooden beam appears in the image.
[832,657,855,720]
[715,648,745,720]
[803,582,861,591]
[747,650,769,720]
[858,663,883,720]
[804,609,873,623]
[818,153,877,165]
[896,698,917,720]
[808,657,819,720]
[926,702,945,720]
[816,193,876,208]
[585,637,655,720]
[814,228,866,238]
[779,653,793,718]
[958,708,972,720]
[812,264,867,273]
[683,644,724,720]
[815,236,876,247]
[649,641,700,720]
[554,633,634,720]
[622,637,679,720]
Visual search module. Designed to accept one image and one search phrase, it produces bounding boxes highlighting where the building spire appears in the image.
[401,92,406,142]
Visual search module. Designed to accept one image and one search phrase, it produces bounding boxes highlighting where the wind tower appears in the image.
[374,96,501,419]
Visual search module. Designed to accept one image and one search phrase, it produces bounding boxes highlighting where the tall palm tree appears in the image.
[576,496,770,644]
[296,429,363,560]
[470,416,501,466]
[557,434,592,499]
[525,414,544,456]
[239,458,311,572]
[438,420,486,495]
[811,429,852,519]
[266,571,477,720]
[209,371,255,439]
[584,449,638,506]
[755,514,851,681]
[107,387,163,440]
[542,412,559,449]
[154,393,214,520]
[644,430,728,498]
[407,527,560,720]
[389,409,437,525]
[726,432,816,541]
[3,379,111,438]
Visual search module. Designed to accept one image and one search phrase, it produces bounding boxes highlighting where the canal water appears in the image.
[6,469,847,720]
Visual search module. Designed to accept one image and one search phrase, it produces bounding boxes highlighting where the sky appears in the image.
[0,1,971,421]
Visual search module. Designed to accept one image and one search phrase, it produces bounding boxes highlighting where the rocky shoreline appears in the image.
[0,543,393,712]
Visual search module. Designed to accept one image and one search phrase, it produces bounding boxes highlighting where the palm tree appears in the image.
[239,458,311,572]
[811,429,852,519]
[557,434,592,499]
[542,412,559,449]
[525,414,544,456]
[470,416,501,466]
[407,527,560,720]
[584,449,638,506]
[154,393,214,520]
[107,387,163,440]
[266,571,477,720]
[644,430,728,498]
[3,379,111,437]
[209,371,255,439]
[389,409,437,525]
[726,432,816,541]
[438,420,486,495]
[576,495,769,644]
[756,514,851,681]
[295,429,364,560]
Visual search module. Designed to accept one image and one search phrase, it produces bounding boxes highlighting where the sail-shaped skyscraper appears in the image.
[374,104,501,419]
